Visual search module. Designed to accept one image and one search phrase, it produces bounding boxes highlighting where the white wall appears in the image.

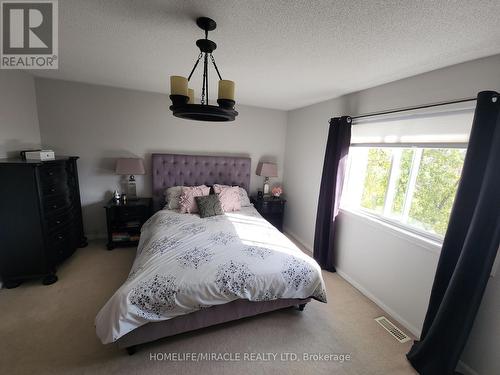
[0,71,40,158]
[458,267,500,375]
[35,78,287,239]
[283,54,500,374]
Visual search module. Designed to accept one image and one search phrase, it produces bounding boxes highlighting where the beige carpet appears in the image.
[0,241,417,375]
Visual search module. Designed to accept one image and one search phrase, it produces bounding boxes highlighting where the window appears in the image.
[342,146,466,240]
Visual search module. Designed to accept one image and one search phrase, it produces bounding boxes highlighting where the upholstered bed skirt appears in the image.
[116,298,311,349]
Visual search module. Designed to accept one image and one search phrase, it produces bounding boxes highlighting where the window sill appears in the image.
[339,207,443,255]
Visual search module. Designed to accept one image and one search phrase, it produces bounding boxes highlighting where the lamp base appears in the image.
[128,176,138,200]
[263,178,270,196]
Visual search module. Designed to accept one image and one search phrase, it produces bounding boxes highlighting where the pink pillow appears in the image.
[179,185,210,213]
[214,185,241,212]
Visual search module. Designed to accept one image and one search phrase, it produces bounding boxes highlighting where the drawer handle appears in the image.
[57,235,63,240]
[55,220,61,224]
[50,188,56,193]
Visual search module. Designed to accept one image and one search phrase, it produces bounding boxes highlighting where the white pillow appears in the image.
[164,186,184,210]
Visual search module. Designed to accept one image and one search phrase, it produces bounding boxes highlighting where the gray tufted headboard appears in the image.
[151,153,251,212]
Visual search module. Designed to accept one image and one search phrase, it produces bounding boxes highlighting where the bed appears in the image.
[95,153,327,353]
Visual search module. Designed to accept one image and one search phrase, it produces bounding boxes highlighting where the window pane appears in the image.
[408,148,466,235]
[360,148,392,213]
[391,149,414,217]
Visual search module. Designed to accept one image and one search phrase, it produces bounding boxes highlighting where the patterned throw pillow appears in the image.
[213,184,251,207]
[163,186,184,210]
[239,188,251,207]
[195,195,224,218]
[213,184,241,212]
[179,185,210,213]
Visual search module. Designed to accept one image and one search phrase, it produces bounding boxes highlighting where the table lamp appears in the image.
[256,162,278,197]
[115,158,145,200]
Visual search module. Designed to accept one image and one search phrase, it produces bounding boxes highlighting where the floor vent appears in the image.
[375,316,411,343]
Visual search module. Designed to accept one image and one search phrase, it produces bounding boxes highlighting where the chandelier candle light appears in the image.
[169,17,238,122]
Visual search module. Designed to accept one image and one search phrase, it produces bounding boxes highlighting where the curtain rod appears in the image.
[350,97,477,121]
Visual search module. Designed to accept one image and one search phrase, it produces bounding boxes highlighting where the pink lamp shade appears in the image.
[256,162,278,177]
[115,158,145,175]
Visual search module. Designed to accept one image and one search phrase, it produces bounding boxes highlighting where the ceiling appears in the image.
[32,0,500,110]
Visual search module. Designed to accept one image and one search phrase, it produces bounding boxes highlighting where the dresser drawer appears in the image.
[47,236,75,264]
[39,163,67,181]
[46,209,72,232]
[41,180,67,197]
[43,193,71,215]
[47,223,76,246]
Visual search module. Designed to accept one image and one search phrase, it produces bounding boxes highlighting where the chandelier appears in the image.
[169,17,238,122]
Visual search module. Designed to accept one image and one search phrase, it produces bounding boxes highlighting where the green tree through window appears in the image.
[409,149,465,235]
[346,146,466,239]
[360,148,391,213]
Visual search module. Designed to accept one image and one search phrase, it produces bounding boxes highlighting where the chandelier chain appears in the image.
[188,53,203,81]
[210,54,223,80]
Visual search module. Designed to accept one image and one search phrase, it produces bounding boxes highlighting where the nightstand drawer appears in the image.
[250,196,286,232]
[114,205,149,220]
[259,201,284,213]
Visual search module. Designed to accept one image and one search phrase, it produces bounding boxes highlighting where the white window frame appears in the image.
[341,143,467,244]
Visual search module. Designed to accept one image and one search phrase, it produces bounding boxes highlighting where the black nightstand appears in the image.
[104,198,152,250]
[250,196,286,232]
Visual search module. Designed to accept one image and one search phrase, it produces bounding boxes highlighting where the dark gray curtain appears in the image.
[313,116,352,271]
[407,91,500,374]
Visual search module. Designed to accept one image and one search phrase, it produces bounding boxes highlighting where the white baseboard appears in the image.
[456,360,479,375]
[335,267,421,338]
[282,227,420,336]
[283,226,313,254]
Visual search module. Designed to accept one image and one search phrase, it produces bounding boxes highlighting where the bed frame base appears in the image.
[118,298,311,354]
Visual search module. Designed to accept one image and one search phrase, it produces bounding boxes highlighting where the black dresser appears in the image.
[0,157,87,288]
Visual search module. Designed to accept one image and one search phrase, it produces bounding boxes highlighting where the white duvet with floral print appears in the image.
[95,206,327,344]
